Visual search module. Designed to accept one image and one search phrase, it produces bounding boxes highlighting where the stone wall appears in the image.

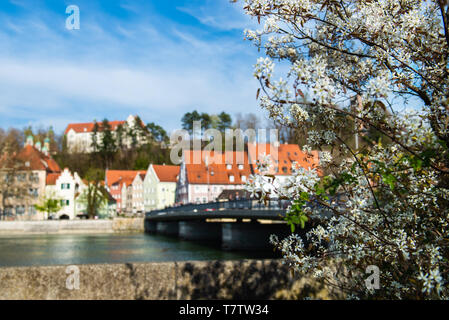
[0,218,143,235]
[0,260,342,300]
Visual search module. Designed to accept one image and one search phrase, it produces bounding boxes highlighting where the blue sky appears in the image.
[0,0,262,134]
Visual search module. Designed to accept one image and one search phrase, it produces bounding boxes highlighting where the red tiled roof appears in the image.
[119,177,135,187]
[106,170,146,188]
[46,173,61,185]
[152,165,179,182]
[184,150,251,185]
[1,145,61,173]
[64,120,127,135]
[248,143,319,175]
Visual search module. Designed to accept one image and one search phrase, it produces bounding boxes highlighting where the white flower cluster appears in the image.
[290,104,309,123]
[241,0,449,299]
[253,57,274,79]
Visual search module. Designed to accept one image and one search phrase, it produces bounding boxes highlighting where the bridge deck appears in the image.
[145,209,286,222]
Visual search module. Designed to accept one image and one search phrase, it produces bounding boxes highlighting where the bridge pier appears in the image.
[156,221,179,236]
[144,219,157,233]
[221,222,290,251]
[179,221,222,242]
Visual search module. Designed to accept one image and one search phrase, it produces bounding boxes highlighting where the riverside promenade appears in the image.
[0,218,144,234]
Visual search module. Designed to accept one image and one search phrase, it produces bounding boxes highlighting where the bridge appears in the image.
[145,199,315,251]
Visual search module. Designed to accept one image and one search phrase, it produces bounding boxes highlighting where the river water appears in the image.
[0,233,277,267]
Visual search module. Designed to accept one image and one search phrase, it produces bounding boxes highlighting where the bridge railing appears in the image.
[145,199,292,217]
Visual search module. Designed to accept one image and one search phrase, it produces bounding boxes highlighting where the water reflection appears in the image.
[0,233,277,267]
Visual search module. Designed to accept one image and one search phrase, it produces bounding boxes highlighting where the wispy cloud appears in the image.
[0,0,262,133]
[177,0,258,31]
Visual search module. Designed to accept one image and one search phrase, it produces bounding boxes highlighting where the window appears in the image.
[238,164,244,170]
[28,206,36,215]
[229,175,235,182]
[61,183,70,190]
[241,175,247,182]
[282,166,288,173]
[226,164,232,170]
[29,188,38,197]
[16,206,25,215]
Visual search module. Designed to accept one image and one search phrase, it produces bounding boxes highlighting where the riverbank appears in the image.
[0,260,340,299]
[0,218,144,234]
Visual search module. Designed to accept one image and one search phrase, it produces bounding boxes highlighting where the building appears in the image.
[44,168,86,220]
[143,164,179,211]
[105,170,145,214]
[0,136,61,220]
[64,114,146,153]
[109,177,133,213]
[217,189,250,201]
[131,172,146,215]
[175,150,252,205]
[247,143,320,195]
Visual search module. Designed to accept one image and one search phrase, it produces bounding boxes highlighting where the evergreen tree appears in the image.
[181,110,202,134]
[147,122,168,143]
[91,120,100,154]
[217,112,232,132]
[99,119,116,169]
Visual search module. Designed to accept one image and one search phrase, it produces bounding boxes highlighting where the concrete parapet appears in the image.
[0,260,343,300]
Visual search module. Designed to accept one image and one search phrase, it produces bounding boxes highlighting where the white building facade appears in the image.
[44,168,86,219]
[64,115,146,153]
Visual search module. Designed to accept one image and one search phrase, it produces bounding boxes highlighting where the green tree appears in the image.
[115,124,125,151]
[217,112,232,132]
[79,169,108,219]
[35,193,64,220]
[147,122,168,143]
[91,120,100,154]
[99,119,116,169]
[181,110,202,133]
